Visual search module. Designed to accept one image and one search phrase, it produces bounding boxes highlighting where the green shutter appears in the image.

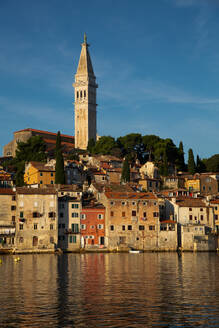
[73,236,77,243]
[69,236,72,243]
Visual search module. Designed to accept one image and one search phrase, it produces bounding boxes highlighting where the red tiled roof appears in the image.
[29,161,55,172]
[105,192,157,200]
[0,188,15,195]
[176,199,206,207]
[15,128,74,141]
[17,187,56,195]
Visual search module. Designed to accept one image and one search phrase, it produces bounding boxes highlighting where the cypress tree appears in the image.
[121,157,130,183]
[178,141,185,171]
[188,149,196,174]
[55,150,65,184]
[55,131,65,184]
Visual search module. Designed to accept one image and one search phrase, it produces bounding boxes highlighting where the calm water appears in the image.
[0,252,219,328]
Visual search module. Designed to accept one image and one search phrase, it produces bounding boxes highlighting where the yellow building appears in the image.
[24,162,55,187]
[184,176,200,193]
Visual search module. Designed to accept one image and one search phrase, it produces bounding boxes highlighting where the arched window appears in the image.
[80,91,82,98]
[84,90,86,98]
[77,91,79,98]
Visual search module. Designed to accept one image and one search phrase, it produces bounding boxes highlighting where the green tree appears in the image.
[117,133,143,161]
[188,149,196,174]
[13,136,47,186]
[87,138,96,153]
[203,154,219,172]
[196,155,206,173]
[55,132,65,184]
[176,141,185,171]
[55,131,61,155]
[121,157,130,183]
[93,136,117,155]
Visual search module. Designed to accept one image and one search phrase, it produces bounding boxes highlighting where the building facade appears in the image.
[73,34,98,150]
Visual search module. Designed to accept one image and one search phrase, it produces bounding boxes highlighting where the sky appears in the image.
[1,0,219,159]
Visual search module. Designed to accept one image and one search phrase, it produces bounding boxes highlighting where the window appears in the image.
[77,91,79,98]
[98,214,103,219]
[19,224,23,230]
[110,225,114,231]
[189,208,192,211]
[72,212,79,218]
[128,225,132,231]
[34,224,37,230]
[81,224,86,230]
[69,235,77,243]
[110,211,114,217]
[122,225,125,231]
[49,212,56,218]
[33,212,39,218]
[40,181,43,184]
[215,215,218,220]
[72,203,79,209]
[12,195,16,201]
[149,225,155,231]
[200,215,204,221]
[20,212,24,218]
[50,224,53,230]
[51,181,54,184]
[110,201,114,206]
[143,201,147,206]
[121,201,126,206]
[122,212,125,217]
[132,210,136,216]
[203,186,206,191]
[153,212,159,217]
[189,215,193,220]
[90,225,95,229]
[98,224,103,229]
[81,214,86,220]
[72,224,79,233]
[11,205,16,211]
[139,225,145,230]
[80,90,82,98]
[51,173,53,177]
[143,212,147,218]
[40,172,43,176]
[132,201,136,206]
[200,208,203,211]
[154,202,157,206]
[84,90,86,97]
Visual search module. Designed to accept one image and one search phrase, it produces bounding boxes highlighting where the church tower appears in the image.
[73,34,98,150]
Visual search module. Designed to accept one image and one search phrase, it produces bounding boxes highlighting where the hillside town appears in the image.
[1,35,219,254]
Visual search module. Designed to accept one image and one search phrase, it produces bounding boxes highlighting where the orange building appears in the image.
[24,161,55,186]
[81,202,105,248]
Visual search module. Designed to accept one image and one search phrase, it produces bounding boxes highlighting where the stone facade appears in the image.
[15,188,58,252]
[73,34,98,150]
[102,192,160,251]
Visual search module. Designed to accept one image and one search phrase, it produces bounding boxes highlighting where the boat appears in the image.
[129,249,143,254]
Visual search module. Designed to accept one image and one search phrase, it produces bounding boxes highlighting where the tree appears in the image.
[55,150,65,184]
[188,149,196,174]
[176,141,185,171]
[55,132,65,184]
[121,157,130,183]
[93,136,117,155]
[159,151,168,176]
[203,154,219,172]
[87,138,96,154]
[196,155,206,173]
[117,133,143,162]
[55,131,61,155]
[13,136,47,186]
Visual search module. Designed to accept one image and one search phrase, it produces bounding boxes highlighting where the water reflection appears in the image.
[0,253,219,327]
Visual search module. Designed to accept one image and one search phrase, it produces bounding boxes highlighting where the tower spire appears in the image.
[84,32,87,44]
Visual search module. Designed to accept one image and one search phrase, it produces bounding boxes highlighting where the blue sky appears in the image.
[1,0,219,159]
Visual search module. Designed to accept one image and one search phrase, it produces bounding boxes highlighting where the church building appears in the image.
[73,34,98,150]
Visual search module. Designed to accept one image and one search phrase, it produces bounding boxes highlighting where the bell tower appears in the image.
[73,34,98,150]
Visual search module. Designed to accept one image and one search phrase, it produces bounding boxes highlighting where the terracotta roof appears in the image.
[15,128,74,140]
[105,192,157,200]
[0,188,15,195]
[176,199,206,207]
[29,162,55,172]
[210,199,219,204]
[17,187,56,195]
[160,220,176,224]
